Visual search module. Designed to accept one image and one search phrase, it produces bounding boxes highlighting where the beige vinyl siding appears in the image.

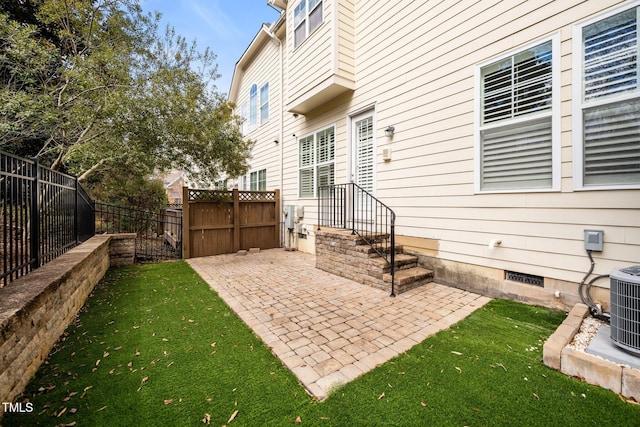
[241,0,638,288]
[234,33,282,191]
[351,1,637,285]
[287,0,335,102]
[335,0,355,82]
[341,0,636,284]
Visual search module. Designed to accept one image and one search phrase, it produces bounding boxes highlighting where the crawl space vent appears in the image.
[505,270,544,287]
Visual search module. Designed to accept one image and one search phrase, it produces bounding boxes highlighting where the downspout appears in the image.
[263,21,285,246]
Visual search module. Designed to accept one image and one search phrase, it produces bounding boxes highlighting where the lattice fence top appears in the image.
[238,191,276,201]
[188,189,231,202]
[188,189,276,202]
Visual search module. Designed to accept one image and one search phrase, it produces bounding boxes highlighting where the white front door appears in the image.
[351,111,375,194]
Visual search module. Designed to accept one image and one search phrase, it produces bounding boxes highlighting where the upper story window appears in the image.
[249,84,258,130]
[294,0,323,49]
[240,102,248,135]
[260,83,269,123]
[476,37,559,192]
[250,169,267,191]
[573,3,640,188]
[299,125,334,198]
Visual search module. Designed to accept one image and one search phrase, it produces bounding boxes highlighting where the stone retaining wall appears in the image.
[0,234,136,416]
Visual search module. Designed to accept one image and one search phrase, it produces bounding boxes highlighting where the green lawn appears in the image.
[4,261,639,426]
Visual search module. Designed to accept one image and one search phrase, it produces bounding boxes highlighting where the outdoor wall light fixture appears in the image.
[385,126,395,137]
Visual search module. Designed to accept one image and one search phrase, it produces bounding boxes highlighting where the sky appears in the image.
[140,0,281,96]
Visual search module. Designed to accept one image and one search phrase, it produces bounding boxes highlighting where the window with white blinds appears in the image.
[293,0,323,48]
[355,116,375,193]
[577,5,640,187]
[298,126,335,198]
[478,40,556,191]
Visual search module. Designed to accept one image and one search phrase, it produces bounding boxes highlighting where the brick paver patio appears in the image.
[188,249,491,399]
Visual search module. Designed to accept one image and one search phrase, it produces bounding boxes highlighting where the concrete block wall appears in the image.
[0,234,136,416]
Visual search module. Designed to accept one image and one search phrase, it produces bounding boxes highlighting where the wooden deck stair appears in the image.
[315,229,433,294]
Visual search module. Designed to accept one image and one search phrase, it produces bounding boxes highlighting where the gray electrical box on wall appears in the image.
[285,205,295,229]
[584,229,604,251]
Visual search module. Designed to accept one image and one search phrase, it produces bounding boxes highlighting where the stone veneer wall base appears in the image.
[0,234,136,417]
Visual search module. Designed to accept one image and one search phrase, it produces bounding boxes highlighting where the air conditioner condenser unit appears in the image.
[610,265,640,356]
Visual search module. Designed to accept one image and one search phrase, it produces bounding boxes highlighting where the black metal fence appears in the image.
[95,202,182,262]
[318,182,397,295]
[0,152,95,287]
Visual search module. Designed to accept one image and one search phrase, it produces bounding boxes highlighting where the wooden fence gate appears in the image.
[182,188,281,258]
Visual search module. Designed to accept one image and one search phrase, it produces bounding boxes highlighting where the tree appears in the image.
[0,0,252,197]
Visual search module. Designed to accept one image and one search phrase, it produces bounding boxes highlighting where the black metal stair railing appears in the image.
[317,183,397,296]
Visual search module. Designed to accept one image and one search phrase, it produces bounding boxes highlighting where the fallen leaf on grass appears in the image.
[378,392,385,400]
[137,376,149,391]
[421,401,427,407]
[135,350,141,356]
[295,415,302,423]
[96,405,107,412]
[228,409,239,423]
[103,351,110,358]
[201,413,211,424]
[63,391,78,402]
[60,422,76,427]
[163,399,173,405]
[56,407,67,417]
[80,386,93,399]
[451,351,463,355]
[455,367,462,374]
[69,408,77,414]
[95,359,101,366]
[533,393,540,400]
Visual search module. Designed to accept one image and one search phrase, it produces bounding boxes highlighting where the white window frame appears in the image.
[249,84,258,131]
[293,0,324,49]
[474,34,561,193]
[298,125,335,198]
[250,169,267,191]
[572,0,640,190]
[260,82,269,124]
[240,102,248,136]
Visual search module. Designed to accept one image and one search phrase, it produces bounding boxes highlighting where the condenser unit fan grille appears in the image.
[610,266,640,356]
